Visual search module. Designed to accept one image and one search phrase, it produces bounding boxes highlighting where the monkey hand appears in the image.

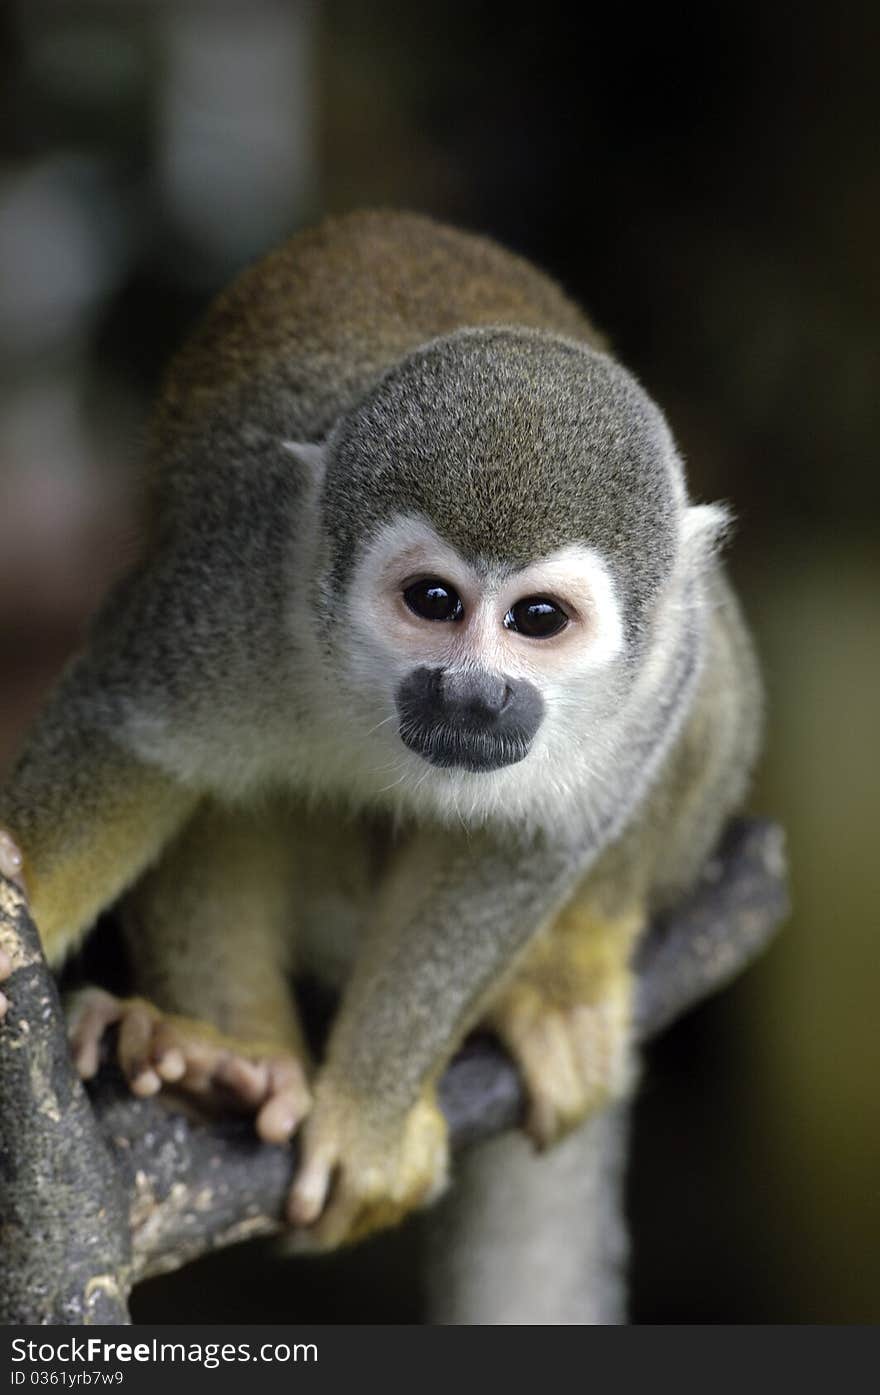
[66,987,312,1143]
[0,828,26,894]
[488,975,636,1148]
[286,1077,449,1250]
[0,829,29,1020]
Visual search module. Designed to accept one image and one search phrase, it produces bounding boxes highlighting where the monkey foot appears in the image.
[489,986,635,1148]
[286,1081,449,1251]
[66,987,311,1142]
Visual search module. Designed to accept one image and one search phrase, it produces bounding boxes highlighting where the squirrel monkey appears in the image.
[0,211,761,1273]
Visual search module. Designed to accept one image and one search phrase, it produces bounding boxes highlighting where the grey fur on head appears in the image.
[321,327,683,634]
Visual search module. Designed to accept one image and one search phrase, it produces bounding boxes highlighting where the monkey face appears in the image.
[322,512,636,826]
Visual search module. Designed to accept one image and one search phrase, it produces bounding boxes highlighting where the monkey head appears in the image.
[290,328,726,831]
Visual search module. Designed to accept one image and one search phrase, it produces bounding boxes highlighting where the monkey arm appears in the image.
[0,661,198,967]
[321,827,583,1105]
[0,529,287,970]
[72,800,312,1141]
[286,825,587,1248]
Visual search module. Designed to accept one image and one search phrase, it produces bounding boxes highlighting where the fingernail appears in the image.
[132,1070,161,1097]
[158,1049,186,1081]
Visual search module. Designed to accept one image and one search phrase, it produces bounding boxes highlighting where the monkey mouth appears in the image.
[398,722,532,773]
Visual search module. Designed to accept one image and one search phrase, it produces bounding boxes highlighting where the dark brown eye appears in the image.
[504,596,568,638]
[404,578,464,622]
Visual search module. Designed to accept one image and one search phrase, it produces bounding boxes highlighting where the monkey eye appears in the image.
[504,596,568,638]
[403,577,465,622]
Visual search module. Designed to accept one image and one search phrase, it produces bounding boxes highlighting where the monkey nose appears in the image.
[441,669,512,721]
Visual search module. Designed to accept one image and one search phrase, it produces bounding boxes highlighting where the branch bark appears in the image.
[0,875,131,1324]
[0,816,788,1324]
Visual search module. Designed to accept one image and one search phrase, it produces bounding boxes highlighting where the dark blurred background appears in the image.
[1,0,877,1324]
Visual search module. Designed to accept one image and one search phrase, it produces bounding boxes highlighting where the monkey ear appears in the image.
[281,440,327,477]
[680,502,733,567]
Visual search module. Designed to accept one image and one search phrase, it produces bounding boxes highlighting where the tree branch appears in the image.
[0,876,131,1324]
[0,816,787,1323]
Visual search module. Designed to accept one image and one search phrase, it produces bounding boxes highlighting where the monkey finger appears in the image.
[118,1002,164,1095]
[212,1054,271,1105]
[527,1026,582,1132]
[516,1012,584,1147]
[66,987,124,1079]
[287,1141,339,1226]
[130,1069,162,1097]
[575,1010,633,1114]
[0,992,8,1020]
[154,1047,187,1083]
[291,1180,366,1251]
[176,1042,226,1093]
[255,1063,312,1144]
[145,1019,194,1084]
[256,1089,307,1144]
[267,1055,310,1105]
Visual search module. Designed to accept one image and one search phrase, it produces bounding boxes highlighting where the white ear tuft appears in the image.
[682,501,732,549]
[282,440,326,477]
[680,502,733,572]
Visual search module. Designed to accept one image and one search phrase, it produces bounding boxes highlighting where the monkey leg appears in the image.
[72,800,312,1144]
[484,891,645,1148]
